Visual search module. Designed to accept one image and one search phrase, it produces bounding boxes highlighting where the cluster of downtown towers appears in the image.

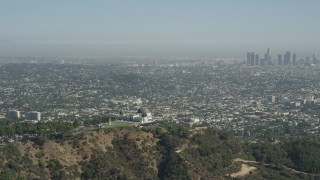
[246,48,319,66]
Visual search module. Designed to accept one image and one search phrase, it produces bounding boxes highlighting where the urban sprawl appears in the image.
[1,49,320,142]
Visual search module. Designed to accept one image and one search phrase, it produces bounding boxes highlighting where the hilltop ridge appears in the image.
[0,122,320,179]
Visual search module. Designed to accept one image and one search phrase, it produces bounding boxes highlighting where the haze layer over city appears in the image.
[1,1,320,57]
[1,1,320,179]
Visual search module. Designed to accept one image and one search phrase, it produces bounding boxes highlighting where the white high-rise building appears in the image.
[6,110,21,119]
[27,111,41,121]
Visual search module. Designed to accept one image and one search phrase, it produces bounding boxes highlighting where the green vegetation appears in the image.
[0,122,319,179]
[82,115,117,127]
[249,140,320,174]
[81,135,157,179]
[0,120,74,137]
[286,141,320,173]
[100,121,136,129]
[0,115,119,145]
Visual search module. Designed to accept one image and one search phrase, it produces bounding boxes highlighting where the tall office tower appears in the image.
[269,95,276,103]
[264,48,269,62]
[298,58,304,65]
[153,59,159,67]
[27,111,41,121]
[292,54,297,66]
[284,51,291,65]
[278,54,282,65]
[306,57,310,63]
[255,54,260,66]
[247,52,251,66]
[6,110,21,119]
[250,52,255,66]
[264,48,272,65]
[313,54,318,64]
[268,56,272,65]
[265,48,270,58]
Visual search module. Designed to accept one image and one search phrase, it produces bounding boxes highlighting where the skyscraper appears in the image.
[264,48,269,62]
[313,54,318,64]
[284,51,291,65]
[255,54,260,66]
[306,57,310,63]
[278,54,282,65]
[247,52,251,66]
[153,59,159,67]
[264,48,272,65]
[250,52,255,66]
[265,48,270,58]
[27,111,41,121]
[6,110,21,119]
[292,54,297,66]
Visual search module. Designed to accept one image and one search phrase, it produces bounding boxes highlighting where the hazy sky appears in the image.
[1,0,319,57]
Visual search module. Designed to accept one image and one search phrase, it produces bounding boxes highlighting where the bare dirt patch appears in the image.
[230,164,257,178]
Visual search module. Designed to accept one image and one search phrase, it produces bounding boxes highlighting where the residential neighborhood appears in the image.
[0,57,320,142]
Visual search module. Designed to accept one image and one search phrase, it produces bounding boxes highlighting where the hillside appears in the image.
[0,122,320,179]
